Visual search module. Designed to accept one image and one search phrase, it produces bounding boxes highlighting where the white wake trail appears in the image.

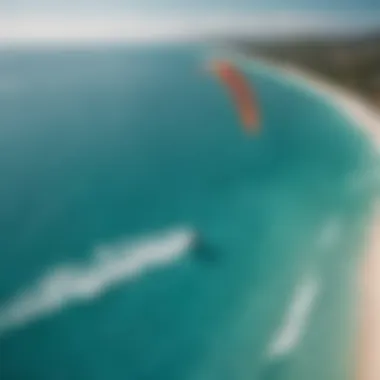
[0,227,194,335]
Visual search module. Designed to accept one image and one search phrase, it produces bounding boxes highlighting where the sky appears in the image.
[1,0,379,12]
[0,0,379,43]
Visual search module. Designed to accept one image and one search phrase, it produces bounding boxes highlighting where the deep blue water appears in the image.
[0,45,377,380]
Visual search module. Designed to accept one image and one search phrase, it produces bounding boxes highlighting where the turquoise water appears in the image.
[0,45,377,380]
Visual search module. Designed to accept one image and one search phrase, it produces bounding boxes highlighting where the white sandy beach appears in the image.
[264,59,380,380]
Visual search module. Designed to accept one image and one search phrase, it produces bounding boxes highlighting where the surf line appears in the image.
[266,274,321,359]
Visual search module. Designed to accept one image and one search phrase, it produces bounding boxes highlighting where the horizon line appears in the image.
[1,11,379,45]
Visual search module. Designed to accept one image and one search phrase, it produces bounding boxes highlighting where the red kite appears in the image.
[211,60,260,132]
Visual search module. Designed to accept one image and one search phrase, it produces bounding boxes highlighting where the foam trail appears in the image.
[267,275,320,358]
[317,218,342,251]
[0,228,194,335]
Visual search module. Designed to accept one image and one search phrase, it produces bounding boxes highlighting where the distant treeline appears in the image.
[230,32,380,107]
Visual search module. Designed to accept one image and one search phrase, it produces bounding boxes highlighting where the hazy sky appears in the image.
[2,0,379,12]
[1,0,379,43]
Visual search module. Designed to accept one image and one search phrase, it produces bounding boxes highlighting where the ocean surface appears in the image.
[0,45,378,380]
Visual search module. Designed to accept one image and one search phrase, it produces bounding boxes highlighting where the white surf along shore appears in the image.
[249,56,380,148]
[257,58,380,380]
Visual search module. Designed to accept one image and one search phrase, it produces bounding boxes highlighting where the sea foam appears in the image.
[266,274,320,358]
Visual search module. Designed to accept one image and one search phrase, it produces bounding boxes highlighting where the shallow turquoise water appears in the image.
[0,45,377,380]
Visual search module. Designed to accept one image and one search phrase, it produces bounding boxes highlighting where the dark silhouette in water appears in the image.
[191,234,218,264]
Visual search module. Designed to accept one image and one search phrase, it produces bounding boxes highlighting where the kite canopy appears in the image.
[211,60,260,132]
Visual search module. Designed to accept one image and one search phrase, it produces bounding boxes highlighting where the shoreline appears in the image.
[247,55,380,149]
[254,57,380,380]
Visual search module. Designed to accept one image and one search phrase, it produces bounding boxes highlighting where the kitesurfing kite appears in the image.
[210,60,260,133]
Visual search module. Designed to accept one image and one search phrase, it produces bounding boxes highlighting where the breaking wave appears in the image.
[266,274,320,358]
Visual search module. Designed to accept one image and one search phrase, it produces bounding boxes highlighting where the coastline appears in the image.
[357,208,380,380]
[247,55,380,149]
[252,57,380,380]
